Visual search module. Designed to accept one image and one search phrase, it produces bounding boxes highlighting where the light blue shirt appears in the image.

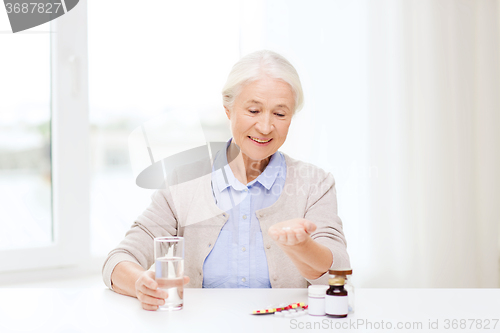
[202,138,287,288]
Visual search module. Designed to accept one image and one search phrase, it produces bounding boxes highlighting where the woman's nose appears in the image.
[255,113,273,135]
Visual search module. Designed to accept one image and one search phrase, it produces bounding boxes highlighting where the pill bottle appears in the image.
[325,276,348,318]
[329,268,354,313]
[307,285,329,316]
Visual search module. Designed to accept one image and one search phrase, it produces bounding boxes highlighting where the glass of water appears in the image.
[154,236,185,311]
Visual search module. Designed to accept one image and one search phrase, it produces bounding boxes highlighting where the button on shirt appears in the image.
[202,139,287,288]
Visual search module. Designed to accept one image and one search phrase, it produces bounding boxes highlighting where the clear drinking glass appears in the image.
[154,237,185,311]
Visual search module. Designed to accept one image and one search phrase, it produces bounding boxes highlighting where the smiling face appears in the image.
[225,76,295,162]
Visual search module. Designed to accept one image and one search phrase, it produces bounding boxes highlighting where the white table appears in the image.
[0,288,498,333]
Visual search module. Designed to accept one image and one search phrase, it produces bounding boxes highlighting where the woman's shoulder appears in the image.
[155,157,212,200]
[170,157,212,187]
[281,152,335,186]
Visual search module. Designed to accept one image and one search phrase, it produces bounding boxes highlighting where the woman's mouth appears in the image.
[248,136,273,145]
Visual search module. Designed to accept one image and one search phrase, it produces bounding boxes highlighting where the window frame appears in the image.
[0,2,90,272]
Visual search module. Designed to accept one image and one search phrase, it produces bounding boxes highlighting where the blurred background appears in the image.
[0,0,498,288]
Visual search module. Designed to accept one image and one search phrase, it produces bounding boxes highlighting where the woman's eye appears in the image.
[275,113,285,117]
[249,110,259,114]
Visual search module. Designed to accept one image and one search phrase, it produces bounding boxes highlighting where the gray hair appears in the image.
[222,50,304,114]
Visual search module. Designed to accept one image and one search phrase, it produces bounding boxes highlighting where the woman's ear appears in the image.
[224,106,231,120]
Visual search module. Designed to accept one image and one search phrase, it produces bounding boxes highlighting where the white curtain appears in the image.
[243,0,500,287]
[366,0,499,288]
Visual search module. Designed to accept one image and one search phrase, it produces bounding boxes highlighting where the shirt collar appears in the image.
[212,138,283,193]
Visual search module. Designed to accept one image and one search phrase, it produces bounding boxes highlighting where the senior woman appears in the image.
[102,50,350,310]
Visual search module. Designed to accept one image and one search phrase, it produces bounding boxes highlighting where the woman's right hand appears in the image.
[134,271,190,311]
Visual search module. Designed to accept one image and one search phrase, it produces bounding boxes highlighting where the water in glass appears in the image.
[155,256,184,310]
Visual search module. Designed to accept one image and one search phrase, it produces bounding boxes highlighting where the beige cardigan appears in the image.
[102,153,350,289]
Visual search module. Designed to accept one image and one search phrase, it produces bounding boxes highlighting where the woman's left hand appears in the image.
[268,218,317,247]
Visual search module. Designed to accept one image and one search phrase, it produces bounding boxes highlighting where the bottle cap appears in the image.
[328,276,345,286]
[328,268,352,276]
[308,285,329,297]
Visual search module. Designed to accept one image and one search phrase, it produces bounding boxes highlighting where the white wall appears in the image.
[241,0,500,288]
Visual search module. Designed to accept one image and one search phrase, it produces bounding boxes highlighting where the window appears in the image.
[0,26,52,251]
[0,3,89,272]
[88,0,239,256]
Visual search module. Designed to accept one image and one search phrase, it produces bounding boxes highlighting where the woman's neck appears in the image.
[227,141,271,185]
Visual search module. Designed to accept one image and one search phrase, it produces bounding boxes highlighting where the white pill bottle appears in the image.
[307,285,329,316]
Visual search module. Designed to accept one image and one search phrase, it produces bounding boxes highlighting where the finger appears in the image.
[268,227,280,241]
[294,228,309,243]
[137,290,166,306]
[285,229,299,245]
[303,220,317,234]
[267,225,277,236]
[138,283,168,299]
[142,273,158,290]
[277,230,287,243]
[138,291,166,307]
[142,302,159,311]
[183,276,190,285]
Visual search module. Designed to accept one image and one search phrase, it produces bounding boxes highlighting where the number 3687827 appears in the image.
[5,2,63,14]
